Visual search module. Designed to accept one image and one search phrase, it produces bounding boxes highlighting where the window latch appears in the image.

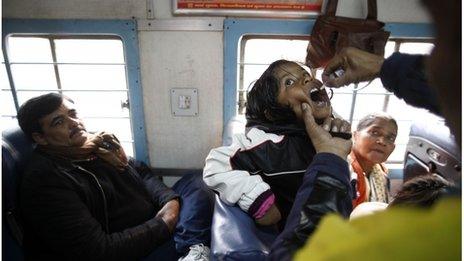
[121,99,130,110]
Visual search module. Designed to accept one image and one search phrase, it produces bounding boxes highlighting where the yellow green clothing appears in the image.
[295,198,461,261]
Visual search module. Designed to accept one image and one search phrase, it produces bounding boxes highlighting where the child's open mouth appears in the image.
[309,87,330,108]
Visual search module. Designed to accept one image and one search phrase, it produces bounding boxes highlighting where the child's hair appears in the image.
[389,174,450,208]
[356,112,398,131]
[245,59,297,124]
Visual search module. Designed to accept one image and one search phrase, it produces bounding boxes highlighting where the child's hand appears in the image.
[255,204,281,226]
[301,103,352,160]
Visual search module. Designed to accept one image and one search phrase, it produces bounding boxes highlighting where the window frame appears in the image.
[223,18,435,128]
[2,19,149,163]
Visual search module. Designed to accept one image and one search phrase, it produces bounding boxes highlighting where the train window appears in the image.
[2,20,149,162]
[225,19,436,167]
[3,36,134,156]
[1,52,17,129]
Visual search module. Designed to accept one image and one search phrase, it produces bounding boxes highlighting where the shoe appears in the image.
[178,243,210,261]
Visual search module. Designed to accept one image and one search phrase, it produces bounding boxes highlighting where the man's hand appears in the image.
[302,103,352,160]
[255,204,281,226]
[322,47,385,87]
[155,199,180,233]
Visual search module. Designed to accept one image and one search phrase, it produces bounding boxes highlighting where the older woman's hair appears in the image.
[389,174,450,208]
[245,59,297,124]
[356,112,398,131]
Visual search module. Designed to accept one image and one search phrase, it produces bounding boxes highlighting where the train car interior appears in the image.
[2,0,461,260]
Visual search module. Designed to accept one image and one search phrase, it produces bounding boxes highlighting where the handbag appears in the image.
[306,0,390,69]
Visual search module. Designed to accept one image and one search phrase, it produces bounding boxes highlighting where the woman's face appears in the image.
[274,62,332,121]
[353,118,397,165]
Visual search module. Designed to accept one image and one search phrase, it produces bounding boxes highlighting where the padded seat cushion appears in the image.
[211,195,278,261]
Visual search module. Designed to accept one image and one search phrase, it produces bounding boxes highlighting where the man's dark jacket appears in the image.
[20,149,178,260]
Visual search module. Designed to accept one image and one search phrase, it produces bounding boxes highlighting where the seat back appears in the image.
[404,119,461,184]
[2,125,35,261]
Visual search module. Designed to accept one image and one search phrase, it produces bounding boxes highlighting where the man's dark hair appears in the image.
[17,93,73,141]
[245,59,297,124]
[389,174,450,208]
[356,112,398,131]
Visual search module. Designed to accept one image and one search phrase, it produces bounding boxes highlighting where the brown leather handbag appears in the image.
[306,0,390,69]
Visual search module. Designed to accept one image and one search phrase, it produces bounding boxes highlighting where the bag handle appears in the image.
[366,0,377,19]
[324,0,377,20]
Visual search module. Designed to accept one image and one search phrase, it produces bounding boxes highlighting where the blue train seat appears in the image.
[2,126,34,261]
[211,195,278,261]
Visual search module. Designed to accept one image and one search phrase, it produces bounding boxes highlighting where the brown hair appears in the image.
[245,59,298,124]
[389,174,450,208]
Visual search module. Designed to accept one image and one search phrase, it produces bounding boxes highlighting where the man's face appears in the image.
[353,118,397,165]
[274,61,332,121]
[32,100,89,147]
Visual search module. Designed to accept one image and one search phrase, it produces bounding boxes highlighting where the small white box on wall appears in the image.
[170,88,199,116]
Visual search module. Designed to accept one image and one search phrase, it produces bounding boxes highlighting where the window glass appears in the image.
[386,95,430,121]
[399,42,434,55]
[352,94,386,120]
[242,64,269,92]
[330,92,352,120]
[1,116,18,130]
[389,144,406,163]
[10,64,58,90]
[394,120,412,145]
[1,52,11,90]
[55,39,125,63]
[64,91,130,118]
[1,52,16,117]
[7,37,53,63]
[59,65,127,90]
[357,78,389,94]
[243,39,308,64]
[1,90,16,116]
[384,41,396,58]
[121,142,135,158]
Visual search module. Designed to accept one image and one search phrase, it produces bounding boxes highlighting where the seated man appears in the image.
[17,93,214,260]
